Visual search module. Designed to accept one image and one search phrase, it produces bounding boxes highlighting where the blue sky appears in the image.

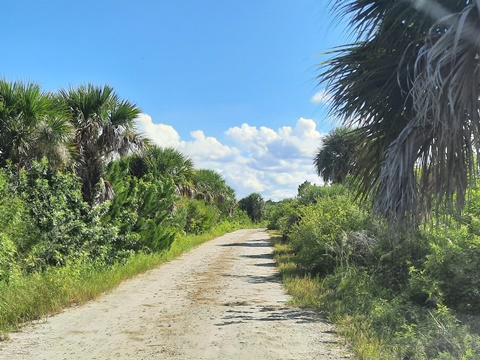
[2,0,349,200]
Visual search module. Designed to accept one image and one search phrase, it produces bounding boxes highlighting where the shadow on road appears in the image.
[241,253,273,260]
[222,273,282,284]
[219,241,271,248]
[214,305,331,327]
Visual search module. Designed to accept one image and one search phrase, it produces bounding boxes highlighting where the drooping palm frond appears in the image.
[321,0,480,226]
[373,1,480,224]
[145,146,195,197]
[319,0,431,202]
[31,115,75,169]
[194,169,232,205]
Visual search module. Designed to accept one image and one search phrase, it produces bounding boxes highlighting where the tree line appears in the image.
[0,79,265,278]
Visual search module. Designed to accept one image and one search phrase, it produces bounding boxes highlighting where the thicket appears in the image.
[268,182,480,359]
[0,80,254,336]
[0,159,253,335]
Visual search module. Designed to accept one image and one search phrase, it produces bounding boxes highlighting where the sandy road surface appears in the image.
[0,228,351,359]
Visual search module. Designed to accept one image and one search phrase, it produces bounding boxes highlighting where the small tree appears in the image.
[239,193,265,223]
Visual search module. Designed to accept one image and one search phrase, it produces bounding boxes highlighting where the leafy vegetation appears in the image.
[306,3,480,356]
[3,4,480,356]
[313,127,357,184]
[0,79,255,337]
[268,182,480,359]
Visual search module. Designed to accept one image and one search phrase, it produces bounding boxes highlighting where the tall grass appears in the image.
[0,220,249,337]
[271,228,480,360]
[271,231,394,359]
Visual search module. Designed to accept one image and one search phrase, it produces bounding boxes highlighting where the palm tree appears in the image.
[314,127,357,184]
[320,0,480,226]
[127,145,195,197]
[238,193,265,223]
[193,169,231,205]
[60,84,142,204]
[0,80,74,169]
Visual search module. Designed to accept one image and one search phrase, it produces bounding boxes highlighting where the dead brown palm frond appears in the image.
[95,178,115,204]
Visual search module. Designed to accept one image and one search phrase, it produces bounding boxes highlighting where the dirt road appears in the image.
[0,228,351,359]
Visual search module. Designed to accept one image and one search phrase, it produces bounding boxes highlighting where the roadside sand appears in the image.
[0,228,351,359]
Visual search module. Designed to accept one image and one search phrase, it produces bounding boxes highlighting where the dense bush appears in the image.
[182,199,219,234]
[271,183,480,359]
[289,190,369,274]
[0,170,29,281]
[296,182,348,206]
[9,161,123,270]
[107,170,178,252]
[266,199,298,234]
[422,227,480,312]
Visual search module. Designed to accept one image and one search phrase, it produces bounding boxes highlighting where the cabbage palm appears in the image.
[60,84,142,204]
[238,193,265,223]
[194,169,235,203]
[0,80,73,169]
[321,0,480,225]
[128,145,195,197]
[314,127,357,184]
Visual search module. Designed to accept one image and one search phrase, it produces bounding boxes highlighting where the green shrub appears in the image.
[272,183,480,359]
[265,199,298,234]
[183,199,219,234]
[8,160,123,269]
[423,226,480,312]
[297,183,348,206]
[289,192,369,274]
[0,170,29,281]
[107,169,178,253]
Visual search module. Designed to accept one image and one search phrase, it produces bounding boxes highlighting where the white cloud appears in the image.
[135,114,325,201]
[181,130,236,162]
[227,118,321,161]
[135,113,180,147]
[226,124,278,157]
[310,89,332,105]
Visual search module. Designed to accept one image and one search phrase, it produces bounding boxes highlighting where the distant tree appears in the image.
[194,169,228,203]
[313,127,356,184]
[239,193,265,223]
[297,181,313,197]
[194,169,236,217]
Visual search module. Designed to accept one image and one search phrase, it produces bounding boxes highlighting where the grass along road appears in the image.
[0,228,351,359]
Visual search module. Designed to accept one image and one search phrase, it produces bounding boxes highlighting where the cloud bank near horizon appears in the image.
[135,113,324,200]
